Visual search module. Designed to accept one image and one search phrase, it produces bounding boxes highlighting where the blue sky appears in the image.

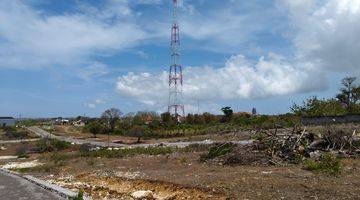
[0,0,359,118]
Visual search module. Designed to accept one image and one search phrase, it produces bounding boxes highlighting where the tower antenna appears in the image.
[168,0,185,120]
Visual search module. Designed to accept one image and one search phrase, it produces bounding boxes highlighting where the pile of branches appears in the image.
[253,127,360,165]
[205,126,360,166]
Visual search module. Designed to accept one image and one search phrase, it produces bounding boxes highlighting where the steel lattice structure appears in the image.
[168,0,184,119]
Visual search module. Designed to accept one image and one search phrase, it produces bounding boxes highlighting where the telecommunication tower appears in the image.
[168,0,185,119]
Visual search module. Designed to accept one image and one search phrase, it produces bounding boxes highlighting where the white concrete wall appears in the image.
[0,119,15,126]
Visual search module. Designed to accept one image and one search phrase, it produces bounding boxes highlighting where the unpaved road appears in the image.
[0,170,63,200]
[27,126,253,148]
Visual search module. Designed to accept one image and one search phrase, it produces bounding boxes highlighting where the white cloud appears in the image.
[116,53,326,111]
[84,103,96,109]
[279,0,360,72]
[0,0,146,69]
[84,99,106,109]
[76,62,109,81]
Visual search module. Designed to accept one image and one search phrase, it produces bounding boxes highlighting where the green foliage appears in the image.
[16,119,39,127]
[3,127,28,140]
[101,108,122,133]
[36,139,71,153]
[303,153,341,175]
[127,125,149,143]
[182,143,212,153]
[86,121,105,137]
[161,112,177,127]
[251,132,267,141]
[80,146,173,158]
[221,107,233,122]
[16,146,30,158]
[292,96,347,117]
[200,143,236,161]
[70,191,84,200]
[50,153,74,164]
[292,76,360,117]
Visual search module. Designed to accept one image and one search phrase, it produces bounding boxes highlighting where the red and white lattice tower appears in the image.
[168,0,185,119]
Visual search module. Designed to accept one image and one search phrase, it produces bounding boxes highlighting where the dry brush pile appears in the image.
[201,126,360,168]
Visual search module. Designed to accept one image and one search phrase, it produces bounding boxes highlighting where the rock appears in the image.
[309,150,321,160]
[0,146,7,150]
[131,190,154,200]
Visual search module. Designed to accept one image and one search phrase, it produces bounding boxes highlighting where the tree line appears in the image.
[292,76,360,117]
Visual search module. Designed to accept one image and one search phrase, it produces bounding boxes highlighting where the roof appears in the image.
[0,117,15,119]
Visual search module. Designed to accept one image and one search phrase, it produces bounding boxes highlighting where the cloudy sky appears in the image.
[0,0,359,117]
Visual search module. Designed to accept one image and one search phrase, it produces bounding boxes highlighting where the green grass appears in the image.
[303,153,341,175]
[36,139,71,153]
[70,191,84,200]
[50,152,76,164]
[182,143,212,153]
[200,143,236,162]
[79,146,173,158]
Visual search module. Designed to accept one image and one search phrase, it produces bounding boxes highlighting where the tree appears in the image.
[129,125,146,143]
[221,107,233,122]
[87,121,104,138]
[291,96,347,117]
[101,108,122,133]
[161,112,176,127]
[336,76,359,112]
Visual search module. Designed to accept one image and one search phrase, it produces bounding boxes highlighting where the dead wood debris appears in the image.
[209,127,360,166]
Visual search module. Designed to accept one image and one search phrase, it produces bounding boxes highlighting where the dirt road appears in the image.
[26,126,253,148]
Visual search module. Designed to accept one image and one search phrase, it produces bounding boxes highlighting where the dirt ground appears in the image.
[0,128,38,141]
[1,125,360,199]
[0,141,38,156]
[11,149,360,200]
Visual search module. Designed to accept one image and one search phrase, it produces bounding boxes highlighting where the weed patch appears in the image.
[80,146,173,158]
[200,143,236,162]
[36,139,71,153]
[182,143,212,153]
[70,191,84,200]
[303,153,341,175]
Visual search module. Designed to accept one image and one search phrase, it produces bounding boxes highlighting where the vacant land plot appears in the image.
[1,124,359,199]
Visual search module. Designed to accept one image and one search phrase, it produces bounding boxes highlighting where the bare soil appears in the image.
[17,149,360,200]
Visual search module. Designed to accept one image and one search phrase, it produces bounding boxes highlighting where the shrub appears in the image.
[80,146,173,158]
[200,143,236,162]
[16,146,30,158]
[182,144,212,153]
[303,153,341,175]
[79,143,94,153]
[70,191,84,200]
[251,132,267,141]
[50,153,75,164]
[36,139,71,153]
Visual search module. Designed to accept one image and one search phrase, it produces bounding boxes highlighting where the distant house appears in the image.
[0,117,16,127]
[73,120,85,127]
[54,117,70,125]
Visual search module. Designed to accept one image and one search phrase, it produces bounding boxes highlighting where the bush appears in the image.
[70,191,84,200]
[80,146,173,158]
[303,153,341,175]
[16,146,30,158]
[36,139,71,153]
[182,143,212,153]
[200,143,236,162]
[50,153,74,164]
[79,143,94,153]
